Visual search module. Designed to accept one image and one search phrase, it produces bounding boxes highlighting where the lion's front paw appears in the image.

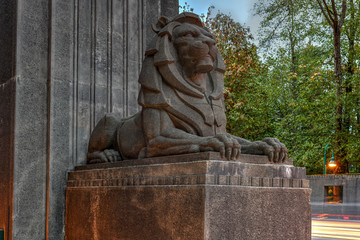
[256,138,288,163]
[201,134,241,160]
[87,149,122,164]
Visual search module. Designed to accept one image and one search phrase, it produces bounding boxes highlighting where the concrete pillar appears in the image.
[0,0,178,239]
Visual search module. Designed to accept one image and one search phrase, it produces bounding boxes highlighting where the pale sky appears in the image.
[178,0,261,41]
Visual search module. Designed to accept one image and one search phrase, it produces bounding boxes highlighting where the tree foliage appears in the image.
[180,1,360,174]
[256,0,360,174]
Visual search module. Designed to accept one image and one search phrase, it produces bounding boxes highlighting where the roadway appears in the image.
[312,219,360,240]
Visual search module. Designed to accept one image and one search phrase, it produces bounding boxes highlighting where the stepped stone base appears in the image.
[65,152,312,240]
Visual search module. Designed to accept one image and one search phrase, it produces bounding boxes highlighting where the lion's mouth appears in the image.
[195,55,214,73]
[195,63,213,73]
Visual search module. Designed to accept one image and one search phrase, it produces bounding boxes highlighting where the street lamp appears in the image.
[324,143,336,175]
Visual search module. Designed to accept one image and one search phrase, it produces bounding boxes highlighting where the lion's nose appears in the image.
[192,41,210,50]
[202,36,216,46]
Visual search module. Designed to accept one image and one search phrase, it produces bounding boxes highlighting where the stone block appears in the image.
[204,186,311,240]
[302,179,310,188]
[252,177,261,186]
[66,185,206,240]
[66,154,311,239]
[219,175,228,185]
[230,176,240,185]
[206,175,216,185]
[263,177,272,187]
[273,178,282,187]
[282,178,291,188]
[292,179,302,188]
[241,177,251,186]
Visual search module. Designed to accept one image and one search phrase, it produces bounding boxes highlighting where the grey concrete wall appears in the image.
[0,0,16,239]
[0,0,178,239]
[308,175,360,216]
[13,1,50,239]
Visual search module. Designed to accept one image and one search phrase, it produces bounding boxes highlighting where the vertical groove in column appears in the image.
[138,0,143,97]
[107,0,113,112]
[46,0,53,238]
[123,0,128,117]
[93,0,97,128]
[90,0,96,131]
[122,0,125,117]
[158,0,162,20]
[141,0,145,114]
[141,0,145,61]
[72,0,79,165]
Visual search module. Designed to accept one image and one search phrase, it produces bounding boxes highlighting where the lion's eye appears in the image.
[183,32,195,38]
[206,34,214,39]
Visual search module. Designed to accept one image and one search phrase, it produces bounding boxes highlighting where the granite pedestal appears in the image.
[65,152,311,240]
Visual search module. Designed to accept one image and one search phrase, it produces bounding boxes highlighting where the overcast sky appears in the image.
[178,0,262,41]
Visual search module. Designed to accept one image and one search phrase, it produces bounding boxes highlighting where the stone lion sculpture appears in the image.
[87,12,288,164]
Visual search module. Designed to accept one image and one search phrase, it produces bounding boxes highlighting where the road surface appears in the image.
[312,219,360,240]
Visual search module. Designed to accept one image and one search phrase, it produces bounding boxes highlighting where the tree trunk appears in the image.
[334,20,348,173]
[334,25,342,133]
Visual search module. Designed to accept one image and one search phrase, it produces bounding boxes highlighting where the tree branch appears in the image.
[317,0,334,28]
[339,0,347,28]
[345,0,354,41]
[260,13,289,48]
[330,0,338,19]
[324,0,335,22]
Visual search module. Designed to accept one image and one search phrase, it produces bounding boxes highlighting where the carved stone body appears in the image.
[87,12,288,164]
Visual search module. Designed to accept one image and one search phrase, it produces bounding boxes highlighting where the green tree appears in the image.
[315,0,348,172]
[180,2,360,174]
[254,0,335,173]
[254,0,311,73]
[256,0,360,173]
[342,0,360,172]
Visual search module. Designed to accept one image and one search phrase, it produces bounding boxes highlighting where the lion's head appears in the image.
[172,21,218,86]
[138,12,225,104]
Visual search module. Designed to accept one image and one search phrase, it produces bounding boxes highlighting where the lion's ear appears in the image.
[152,16,170,33]
[173,12,204,27]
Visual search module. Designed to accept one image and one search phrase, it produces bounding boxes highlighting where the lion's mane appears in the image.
[137,12,227,137]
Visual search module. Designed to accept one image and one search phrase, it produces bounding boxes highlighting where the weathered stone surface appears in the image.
[13,0,50,238]
[66,154,311,240]
[68,153,303,188]
[204,186,311,240]
[66,186,206,240]
[67,186,311,240]
[87,12,289,164]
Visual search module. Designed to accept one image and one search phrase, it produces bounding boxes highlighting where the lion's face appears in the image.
[173,23,218,85]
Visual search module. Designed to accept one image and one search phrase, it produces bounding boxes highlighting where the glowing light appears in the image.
[329,162,337,168]
[329,158,337,168]
[324,144,336,174]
